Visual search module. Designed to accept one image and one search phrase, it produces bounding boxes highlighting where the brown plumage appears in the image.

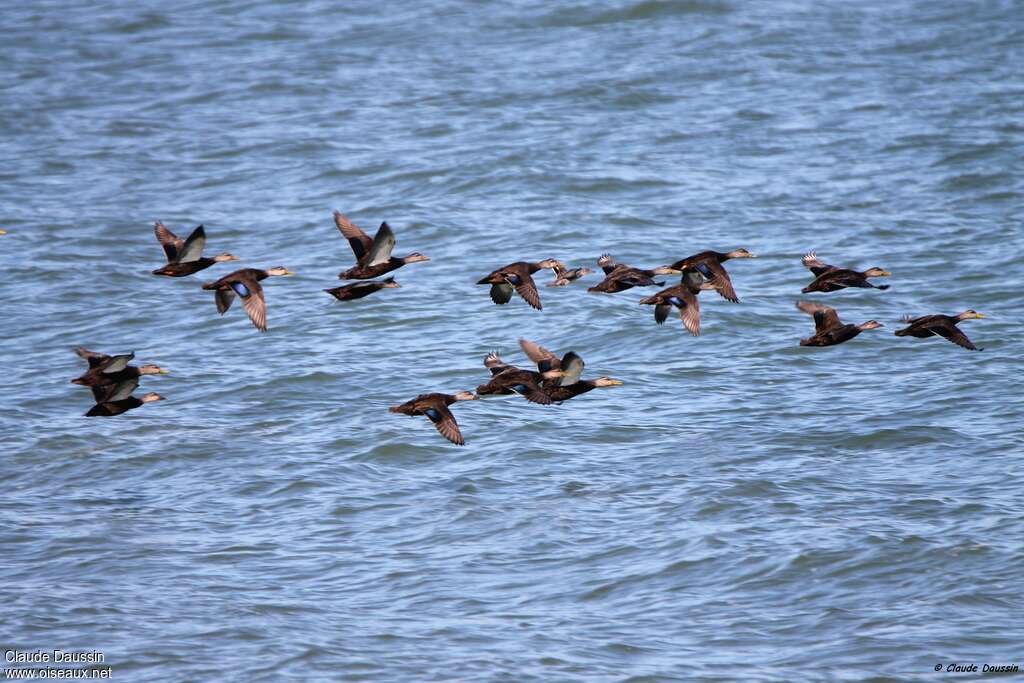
[587,254,679,293]
[388,391,477,446]
[334,212,429,280]
[547,265,592,287]
[518,339,623,402]
[71,348,168,401]
[796,301,883,347]
[894,310,984,351]
[151,222,239,277]
[800,252,890,293]
[638,272,719,336]
[85,393,164,417]
[668,249,755,303]
[324,277,401,301]
[477,259,562,310]
[202,267,294,332]
[475,351,563,404]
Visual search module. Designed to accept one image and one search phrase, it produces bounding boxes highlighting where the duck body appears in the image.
[85,392,164,417]
[202,266,294,332]
[475,351,560,404]
[547,266,591,287]
[389,391,476,445]
[587,254,677,294]
[638,273,717,335]
[334,212,429,280]
[324,277,400,301]
[796,301,883,347]
[894,310,984,350]
[152,222,238,277]
[477,259,561,310]
[800,252,890,293]
[668,248,754,303]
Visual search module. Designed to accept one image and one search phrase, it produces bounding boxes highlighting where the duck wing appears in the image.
[519,339,560,371]
[931,324,979,350]
[489,283,514,304]
[154,221,184,262]
[230,278,267,331]
[654,304,671,324]
[508,271,542,310]
[423,403,465,446]
[499,375,553,405]
[484,351,513,376]
[796,301,841,333]
[334,211,374,264]
[74,347,110,369]
[92,376,139,403]
[176,225,207,263]
[559,352,584,385]
[101,353,135,374]
[702,261,739,302]
[677,292,702,336]
[802,251,837,276]
[365,222,397,266]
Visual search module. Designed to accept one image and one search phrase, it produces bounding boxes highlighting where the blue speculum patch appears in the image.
[230,282,250,297]
[425,408,441,422]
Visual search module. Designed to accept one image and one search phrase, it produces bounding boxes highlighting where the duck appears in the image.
[668,248,755,303]
[518,339,623,402]
[587,254,680,293]
[334,211,429,280]
[477,259,562,310]
[894,310,985,350]
[388,391,477,445]
[85,393,164,417]
[324,277,400,301]
[151,222,239,277]
[71,349,168,401]
[800,252,890,293]
[638,272,719,336]
[202,266,295,332]
[475,351,564,404]
[547,265,592,287]
[795,301,883,347]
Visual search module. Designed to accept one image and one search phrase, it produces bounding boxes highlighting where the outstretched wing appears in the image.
[101,353,135,374]
[215,287,236,314]
[154,221,184,262]
[365,222,397,266]
[235,279,268,332]
[512,273,542,310]
[334,211,373,263]
[74,347,110,369]
[484,351,513,375]
[558,352,585,386]
[424,405,465,446]
[176,225,207,263]
[678,294,701,336]
[92,376,139,403]
[931,324,978,350]
[703,261,739,303]
[503,377,553,405]
[654,304,671,324]
[519,339,559,372]
[489,283,513,304]
[802,251,837,276]
[796,301,841,333]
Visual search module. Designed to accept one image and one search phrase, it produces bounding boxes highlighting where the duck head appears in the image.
[727,248,756,259]
[593,377,623,387]
[140,393,165,403]
[858,320,884,330]
[266,266,295,276]
[957,309,985,320]
[139,365,169,375]
[864,267,891,277]
[214,253,240,263]
[453,391,478,401]
[402,253,430,264]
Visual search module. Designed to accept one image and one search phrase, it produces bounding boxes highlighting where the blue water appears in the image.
[2,1,1023,680]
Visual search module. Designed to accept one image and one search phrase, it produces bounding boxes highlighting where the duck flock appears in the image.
[68,212,987,445]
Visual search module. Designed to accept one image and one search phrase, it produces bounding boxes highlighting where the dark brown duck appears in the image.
[475,351,563,404]
[638,272,718,336]
[477,259,562,310]
[668,249,755,303]
[518,339,623,402]
[85,392,164,417]
[151,222,239,277]
[894,310,985,351]
[202,266,294,332]
[334,212,429,280]
[800,252,890,293]
[796,301,883,347]
[587,254,680,293]
[324,277,400,301]
[388,391,477,446]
